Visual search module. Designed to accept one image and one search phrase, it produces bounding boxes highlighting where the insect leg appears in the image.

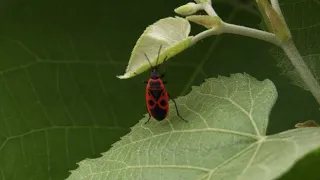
[145,113,151,124]
[145,105,151,124]
[168,93,187,122]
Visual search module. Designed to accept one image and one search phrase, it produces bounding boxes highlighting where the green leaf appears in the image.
[271,0,320,91]
[117,17,193,79]
[67,73,320,180]
[186,15,222,29]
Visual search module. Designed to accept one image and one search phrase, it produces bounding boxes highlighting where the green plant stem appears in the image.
[281,40,320,104]
[223,23,279,45]
[202,3,217,16]
[190,0,320,104]
[191,22,279,46]
[191,1,279,46]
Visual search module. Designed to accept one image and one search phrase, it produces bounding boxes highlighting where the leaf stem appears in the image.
[191,22,279,46]
[281,40,320,104]
[190,1,279,46]
[223,22,279,45]
[190,26,222,46]
[202,3,217,16]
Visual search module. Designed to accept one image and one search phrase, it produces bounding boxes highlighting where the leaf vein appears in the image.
[206,141,259,179]
[110,128,260,155]
[195,90,261,137]
[236,140,263,180]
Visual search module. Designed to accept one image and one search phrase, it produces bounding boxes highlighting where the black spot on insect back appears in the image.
[148,100,154,106]
[150,104,167,120]
[160,100,166,106]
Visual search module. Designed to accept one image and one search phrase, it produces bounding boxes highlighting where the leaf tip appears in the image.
[174,3,200,16]
[116,73,133,79]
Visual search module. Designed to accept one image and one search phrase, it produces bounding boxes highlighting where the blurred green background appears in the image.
[0,0,319,179]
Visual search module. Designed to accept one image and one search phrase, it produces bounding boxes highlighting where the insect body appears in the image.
[146,76,168,121]
[142,46,187,124]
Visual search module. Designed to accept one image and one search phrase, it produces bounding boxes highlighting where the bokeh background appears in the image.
[0,0,319,179]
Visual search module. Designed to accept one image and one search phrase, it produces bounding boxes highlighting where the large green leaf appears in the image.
[67,73,320,180]
[1,0,319,179]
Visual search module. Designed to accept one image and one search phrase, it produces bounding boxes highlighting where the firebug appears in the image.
[142,46,187,124]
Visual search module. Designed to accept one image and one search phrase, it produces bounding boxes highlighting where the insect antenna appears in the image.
[155,45,163,68]
[143,53,154,69]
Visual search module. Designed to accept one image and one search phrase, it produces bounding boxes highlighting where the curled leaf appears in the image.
[256,0,291,41]
[186,15,222,29]
[117,17,193,79]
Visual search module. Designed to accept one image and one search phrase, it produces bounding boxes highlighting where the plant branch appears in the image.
[223,23,279,45]
[202,3,217,16]
[188,0,320,104]
[191,21,279,46]
[189,1,279,46]
[281,40,320,104]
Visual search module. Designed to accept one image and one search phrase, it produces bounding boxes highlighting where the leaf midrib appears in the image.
[110,128,261,154]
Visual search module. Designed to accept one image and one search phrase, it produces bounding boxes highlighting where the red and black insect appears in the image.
[142,46,187,124]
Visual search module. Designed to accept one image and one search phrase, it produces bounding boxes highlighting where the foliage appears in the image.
[68,73,320,180]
